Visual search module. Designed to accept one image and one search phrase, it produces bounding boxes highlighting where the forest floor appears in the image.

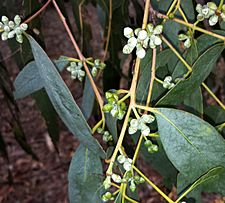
[0,2,225,203]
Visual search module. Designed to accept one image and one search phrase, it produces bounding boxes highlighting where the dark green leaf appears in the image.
[68,144,103,203]
[27,34,105,158]
[154,108,225,196]
[157,44,224,106]
[81,76,95,119]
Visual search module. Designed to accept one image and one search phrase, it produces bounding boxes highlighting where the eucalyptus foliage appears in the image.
[1,0,225,203]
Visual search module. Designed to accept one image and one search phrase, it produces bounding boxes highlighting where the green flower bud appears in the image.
[103,176,111,190]
[103,103,113,112]
[97,127,104,134]
[134,175,140,182]
[108,97,117,104]
[130,180,136,192]
[144,140,152,147]
[91,66,98,77]
[105,92,113,99]
[120,102,127,110]
[148,145,159,154]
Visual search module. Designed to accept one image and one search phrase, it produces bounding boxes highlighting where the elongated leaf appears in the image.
[68,144,103,203]
[157,43,224,105]
[14,61,43,99]
[154,108,225,196]
[27,34,105,158]
[81,75,95,119]
[14,59,68,99]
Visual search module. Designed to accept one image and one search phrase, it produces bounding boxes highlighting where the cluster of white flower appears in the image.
[196,2,225,26]
[163,76,175,89]
[128,114,155,136]
[66,62,85,81]
[0,15,28,43]
[122,23,163,59]
[178,31,192,49]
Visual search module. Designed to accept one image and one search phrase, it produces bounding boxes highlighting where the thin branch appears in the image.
[24,0,51,24]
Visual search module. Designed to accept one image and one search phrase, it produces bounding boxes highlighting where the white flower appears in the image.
[136,44,146,59]
[111,174,122,183]
[124,27,134,38]
[137,30,147,40]
[178,33,192,49]
[117,154,126,164]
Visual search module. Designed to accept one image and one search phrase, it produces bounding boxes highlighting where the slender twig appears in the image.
[202,83,225,110]
[162,35,225,110]
[52,0,105,125]
[157,12,225,41]
[133,165,175,203]
[106,0,151,176]
[103,0,112,61]
[132,134,144,164]
[24,0,51,24]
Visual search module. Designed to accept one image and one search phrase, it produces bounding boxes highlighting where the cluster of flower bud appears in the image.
[101,192,114,202]
[128,114,155,136]
[0,15,28,43]
[122,23,163,59]
[163,76,175,89]
[91,59,106,77]
[66,61,85,81]
[103,91,127,120]
[196,2,225,26]
[144,139,159,154]
[97,128,113,143]
[178,31,193,49]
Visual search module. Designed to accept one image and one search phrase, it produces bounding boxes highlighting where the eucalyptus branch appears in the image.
[157,12,225,41]
[24,0,51,24]
[52,0,105,125]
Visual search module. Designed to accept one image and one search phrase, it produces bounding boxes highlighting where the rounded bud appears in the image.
[91,67,97,77]
[124,27,133,38]
[103,103,113,112]
[20,23,28,31]
[14,15,21,25]
[8,21,15,29]
[1,16,9,24]
[137,30,147,40]
[8,31,15,39]
[1,32,8,40]
[117,154,126,164]
[16,34,23,43]
[144,140,152,147]
[4,26,10,32]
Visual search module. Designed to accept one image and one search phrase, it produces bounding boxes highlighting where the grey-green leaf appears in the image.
[14,61,43,99]
[157,43,224,106]
[68,144,103,203]
[27,34,105,158]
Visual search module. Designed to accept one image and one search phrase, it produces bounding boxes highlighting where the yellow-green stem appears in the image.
[158,13,225,41]
[132,134,144,164]
[91,119,103,134]
[133,165,175,203]
[202,83,225,110]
